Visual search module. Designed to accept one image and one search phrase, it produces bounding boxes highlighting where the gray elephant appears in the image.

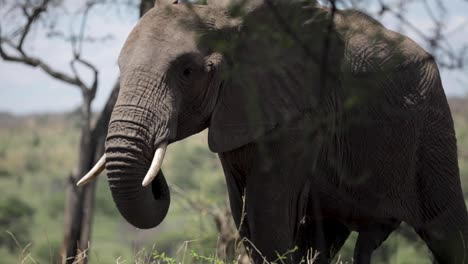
[78,0,468,263]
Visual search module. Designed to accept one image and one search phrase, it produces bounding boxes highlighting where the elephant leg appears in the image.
[415,217,468,264]
[220,146,309,263]
[415,211,468,264]
[244,192,297,263]
[412,133,468,264]
[219,154,252,252]
[353,222,399,264]
[220,127,325,263]
[298,218,351,264]
[244,182,311,264]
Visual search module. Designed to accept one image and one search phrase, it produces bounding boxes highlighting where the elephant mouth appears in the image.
[76,141,168,187]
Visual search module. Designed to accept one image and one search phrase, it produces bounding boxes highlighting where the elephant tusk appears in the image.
[76,154,106,187]
[142,142,168,187]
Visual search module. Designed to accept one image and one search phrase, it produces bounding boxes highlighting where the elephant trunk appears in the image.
[105,70,177,229]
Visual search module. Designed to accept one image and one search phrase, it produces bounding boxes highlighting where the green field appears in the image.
[0,98,467,263]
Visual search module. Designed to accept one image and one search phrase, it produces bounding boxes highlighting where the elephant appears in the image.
[78,0,468,263]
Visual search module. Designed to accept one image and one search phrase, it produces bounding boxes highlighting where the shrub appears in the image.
[0,196,35,252]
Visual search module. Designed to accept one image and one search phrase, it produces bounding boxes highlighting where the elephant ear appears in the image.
[207,35,322,153]
[207,2,341,153]
[208,77,303,153]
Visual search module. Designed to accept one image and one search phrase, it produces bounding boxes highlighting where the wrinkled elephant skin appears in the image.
[95,1,468,263]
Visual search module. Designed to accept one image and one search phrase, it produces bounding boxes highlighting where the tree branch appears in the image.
[376,0,466,69]
[169,183,239,249]
[18,0,51,54]
[0,0,100,96]
[170,183,222,218]
[0,42,82,86]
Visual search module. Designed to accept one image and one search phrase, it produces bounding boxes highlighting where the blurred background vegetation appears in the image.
[0,98,467,263]
[0,0,467,263]
[0,113,232,263]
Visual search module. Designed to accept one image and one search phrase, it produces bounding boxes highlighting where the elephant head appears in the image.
[78,0,333,229]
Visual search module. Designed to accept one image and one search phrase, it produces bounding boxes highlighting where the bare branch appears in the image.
[73,1,96,57]
[0,0,100,96]
[169,182,239,256]
[71,56,99,98]
[375,0,467,70]
[170,183,222,218]
[0,42,81,86]
[18,0,51,54]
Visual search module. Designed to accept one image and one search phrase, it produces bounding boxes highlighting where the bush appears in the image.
[0,196,35,252]
[0,168,12,178]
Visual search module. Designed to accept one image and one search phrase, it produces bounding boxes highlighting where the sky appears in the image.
[0,0,467,115]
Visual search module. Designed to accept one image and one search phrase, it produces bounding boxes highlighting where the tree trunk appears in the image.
[61,94,94,263]
[78,80,120,257]
[60,1,155,262]
[214,207,239,261]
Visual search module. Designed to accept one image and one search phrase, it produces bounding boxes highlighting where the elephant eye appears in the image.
[183,68,192,77]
